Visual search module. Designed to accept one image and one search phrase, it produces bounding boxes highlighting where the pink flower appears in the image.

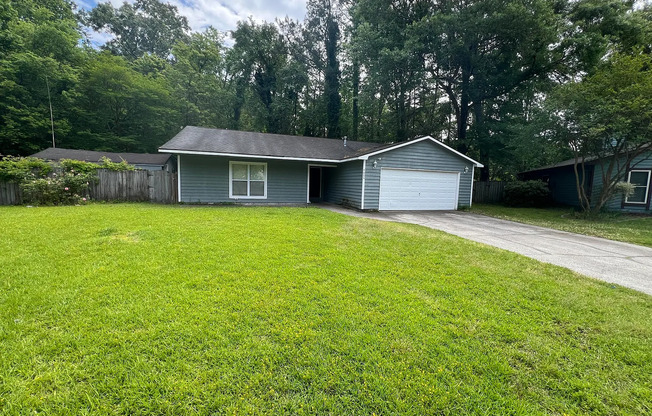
[82,197,87,201]
[64,187,69,191]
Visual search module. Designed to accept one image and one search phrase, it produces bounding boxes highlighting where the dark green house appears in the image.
[159,127,483,211]
[521,151,652,213]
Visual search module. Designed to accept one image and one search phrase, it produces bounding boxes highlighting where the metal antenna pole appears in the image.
[45,75,55,148]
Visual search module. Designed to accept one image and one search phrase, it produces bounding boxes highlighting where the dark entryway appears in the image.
[309,166,322,202]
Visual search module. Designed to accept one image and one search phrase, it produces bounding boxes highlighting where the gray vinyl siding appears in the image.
[592,152,652,213]
[363,140,473,210]
[323,160,363,209]
[547,166,592,207]
[179,154,308,204]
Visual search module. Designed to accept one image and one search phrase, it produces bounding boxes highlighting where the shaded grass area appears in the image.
[471,203,652,248]
[0,204,650,415]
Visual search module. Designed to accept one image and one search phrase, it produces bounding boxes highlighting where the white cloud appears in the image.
[80,0,307,42]
[172,0,308,33]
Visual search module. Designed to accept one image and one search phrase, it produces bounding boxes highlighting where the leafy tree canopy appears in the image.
[82,0,190,60]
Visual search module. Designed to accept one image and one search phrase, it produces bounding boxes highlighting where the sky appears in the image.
[76,0,308,45]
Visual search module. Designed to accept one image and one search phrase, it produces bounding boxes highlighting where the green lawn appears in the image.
[1,204,650,415]
[471,204,652,248]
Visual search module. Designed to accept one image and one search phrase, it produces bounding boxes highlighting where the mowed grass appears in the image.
[471,203,652,248]
[0,205,650,415]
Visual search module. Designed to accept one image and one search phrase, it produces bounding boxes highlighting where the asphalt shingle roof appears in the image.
[31,148,172,165]
[158,126,389,161]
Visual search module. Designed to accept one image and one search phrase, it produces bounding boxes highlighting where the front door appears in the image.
[309,166,322,202]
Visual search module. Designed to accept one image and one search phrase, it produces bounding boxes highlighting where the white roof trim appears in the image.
[353,136,483,167]
[158,149,342,163]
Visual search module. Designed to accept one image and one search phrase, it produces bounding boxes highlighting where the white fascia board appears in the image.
[349,136,484,167]
[469,166,475,207]
[158,149,342,164]
[361,159,366,210]
[177,154,182,203]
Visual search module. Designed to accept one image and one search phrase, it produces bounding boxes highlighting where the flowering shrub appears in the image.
[0,156,52,181]
[21,170,95,205]
[1,155,137,205]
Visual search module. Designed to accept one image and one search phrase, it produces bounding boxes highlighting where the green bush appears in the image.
[1,156,135,206]
[504,180,551,207]
[60,159,102,175]
[98,156,135,171]
[0,156,52,181]
[60,157,135,173]
[21,170,95,206]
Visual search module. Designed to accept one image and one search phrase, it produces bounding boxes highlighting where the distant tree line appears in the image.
[0,0,649,180]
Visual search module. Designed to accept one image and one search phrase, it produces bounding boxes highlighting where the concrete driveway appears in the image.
[321,205,652,296]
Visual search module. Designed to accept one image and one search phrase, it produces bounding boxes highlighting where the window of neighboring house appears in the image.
[229,161,267,199]
[625,170,651,204]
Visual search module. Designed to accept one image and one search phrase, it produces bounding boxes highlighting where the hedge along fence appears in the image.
[0,169,177,205]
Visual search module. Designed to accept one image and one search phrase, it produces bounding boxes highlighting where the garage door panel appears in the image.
[379,169,458,211]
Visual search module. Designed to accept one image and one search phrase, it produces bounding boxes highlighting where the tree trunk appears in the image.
[375,99,385,142]
[591,156,619,213]
[232,79,246,130]
[457,68,471,153]
[572,155,591,212]
[396,87,408,141]
[325,15,341,139]
[352,59,359,141]
[471,101,490,180]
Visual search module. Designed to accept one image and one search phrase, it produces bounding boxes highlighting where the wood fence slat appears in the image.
[473,181,506,204]
[0,182,20,205]
[1,169,178,205]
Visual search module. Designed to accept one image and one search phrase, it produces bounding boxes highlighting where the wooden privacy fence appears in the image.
[90,170,178,203]
[0,181,20,205]
[0,169,177,205]
[473,181,506,204]
[90,169,177,203]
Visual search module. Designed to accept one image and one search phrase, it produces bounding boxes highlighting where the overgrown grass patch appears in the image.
[1,204,650,414]
[471,203,652,248]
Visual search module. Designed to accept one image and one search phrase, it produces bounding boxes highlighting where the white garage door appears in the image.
[378,168,459,211]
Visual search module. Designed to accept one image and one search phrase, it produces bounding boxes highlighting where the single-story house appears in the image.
[31,148,176,172]
[158,126,483,210]
[520,150,652,213]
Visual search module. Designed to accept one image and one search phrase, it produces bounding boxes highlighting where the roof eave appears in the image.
[158,148,343,164]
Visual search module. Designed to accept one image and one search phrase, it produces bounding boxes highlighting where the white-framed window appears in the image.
[625,170,650,204]
[229,161,267,199]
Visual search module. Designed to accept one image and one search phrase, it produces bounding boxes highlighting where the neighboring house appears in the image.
[158,126,483,211]
[31,148,176,172]
[520,150,652,213]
